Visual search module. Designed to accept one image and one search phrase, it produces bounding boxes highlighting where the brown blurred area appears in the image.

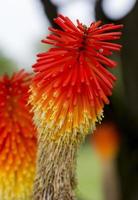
[96,1,138,200]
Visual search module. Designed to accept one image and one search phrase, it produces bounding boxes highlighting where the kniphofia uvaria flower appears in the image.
[30,15,123,199]
[0,70,36,200]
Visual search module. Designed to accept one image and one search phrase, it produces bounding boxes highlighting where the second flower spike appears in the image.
[0,70,36,200]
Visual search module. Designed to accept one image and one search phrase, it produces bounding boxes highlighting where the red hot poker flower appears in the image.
[30,15,123,199]
[0,70,36,200]
[31,15,123,141]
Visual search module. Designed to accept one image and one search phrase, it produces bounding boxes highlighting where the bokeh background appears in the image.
[0,0,138,200]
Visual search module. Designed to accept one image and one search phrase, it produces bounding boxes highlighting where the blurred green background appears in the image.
[77,143,103,200]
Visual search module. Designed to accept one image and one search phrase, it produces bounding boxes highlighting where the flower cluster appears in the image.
[0,70,36,200]
[30,15,122,142]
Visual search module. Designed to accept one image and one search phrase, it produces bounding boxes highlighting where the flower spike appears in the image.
[30,15,123,199]
[0,70,36,200]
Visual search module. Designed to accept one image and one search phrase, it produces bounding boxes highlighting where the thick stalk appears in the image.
[33,135,82,200]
